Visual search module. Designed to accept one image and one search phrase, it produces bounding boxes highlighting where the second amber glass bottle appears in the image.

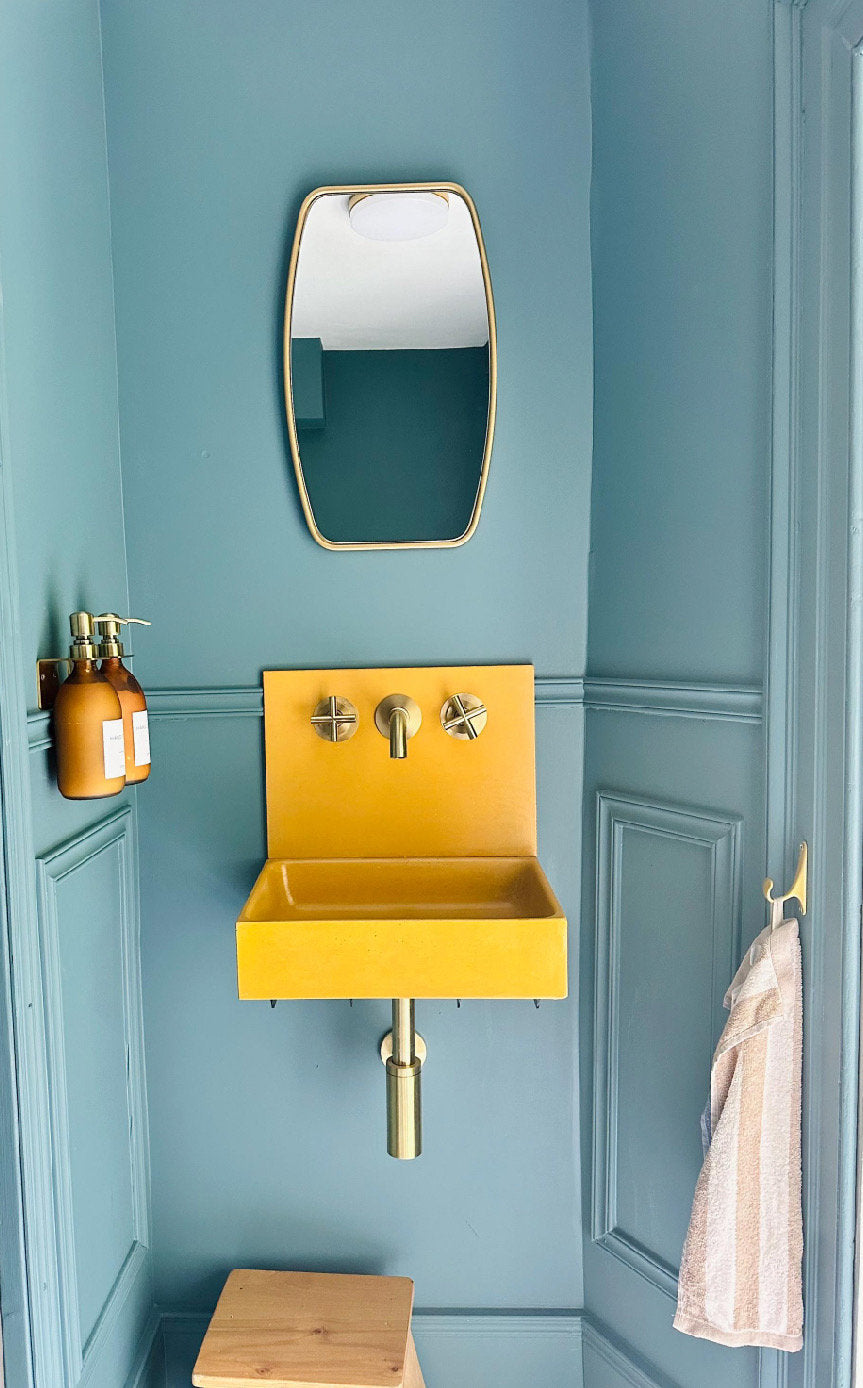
[96,613,151,784]
[53,611,126,799]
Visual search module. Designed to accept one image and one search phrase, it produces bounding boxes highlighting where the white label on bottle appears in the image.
[132,710,151,767]
[102,718,126,780]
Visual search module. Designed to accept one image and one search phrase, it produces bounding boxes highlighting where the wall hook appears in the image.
[763,841,808,929]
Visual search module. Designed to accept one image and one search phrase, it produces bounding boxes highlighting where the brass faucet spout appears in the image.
[375,694,421,759]
[389,706,408,759]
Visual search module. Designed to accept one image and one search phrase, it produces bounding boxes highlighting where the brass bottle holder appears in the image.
[38,611,148,710]
[37,658,71,711]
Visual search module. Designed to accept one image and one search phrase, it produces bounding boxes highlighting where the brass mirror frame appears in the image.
[283,181,497,551]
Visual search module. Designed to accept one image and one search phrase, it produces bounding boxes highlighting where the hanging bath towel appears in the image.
[674,917,803,1351]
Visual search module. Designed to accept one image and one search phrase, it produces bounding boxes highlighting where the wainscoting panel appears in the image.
[592,793,742,1296]
[581,708,764,1388]
[36,809,152,1388]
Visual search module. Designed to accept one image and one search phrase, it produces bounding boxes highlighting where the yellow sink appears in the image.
[236,665,568,1001]
[237,855,567,999]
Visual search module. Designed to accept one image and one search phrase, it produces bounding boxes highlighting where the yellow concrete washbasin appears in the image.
[237,666,568,1002]
[236,855,567,999]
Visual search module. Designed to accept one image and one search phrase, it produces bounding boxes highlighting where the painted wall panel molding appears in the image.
[160,1310,589,1388]
[591,792,743,1299]
[581,1313,676,1388]
[21,676,763,747]
[786,3,863,1384]
[758,8,804,1382]
[156,1308,672,1388]
[26,676,763,752]
[583,679,762,723]
[35,809,152,1386]
[123,1309,164,1388]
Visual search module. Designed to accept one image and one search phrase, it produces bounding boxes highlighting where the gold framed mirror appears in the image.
[283,182,497,550]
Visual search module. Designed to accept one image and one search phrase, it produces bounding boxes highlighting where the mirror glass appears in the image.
[285,185,495,549]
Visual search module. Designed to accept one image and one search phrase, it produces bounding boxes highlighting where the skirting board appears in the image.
[124,1309,165,1388]
[153,1308,669,1388]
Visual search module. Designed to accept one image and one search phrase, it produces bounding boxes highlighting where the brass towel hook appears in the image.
[763,842,808,929]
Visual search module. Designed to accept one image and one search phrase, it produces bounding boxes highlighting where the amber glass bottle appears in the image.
[53,612,126,799]
[95,614,151,784]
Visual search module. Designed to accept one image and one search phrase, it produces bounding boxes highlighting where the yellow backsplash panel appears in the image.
[263,664,536,859]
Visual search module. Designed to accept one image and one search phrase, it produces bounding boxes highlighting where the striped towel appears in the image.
[673,917,803,1351]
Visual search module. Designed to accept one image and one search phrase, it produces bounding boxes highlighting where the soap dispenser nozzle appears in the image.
[68,610,98,661]
[95,613,151,658]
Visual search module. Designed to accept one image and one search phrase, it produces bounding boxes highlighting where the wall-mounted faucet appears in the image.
[375,694,422,759]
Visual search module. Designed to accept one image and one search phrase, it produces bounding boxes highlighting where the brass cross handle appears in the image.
[311,696,359,742]
[440,693,488,740]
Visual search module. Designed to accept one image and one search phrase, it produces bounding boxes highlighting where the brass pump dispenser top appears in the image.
[95,613,151,658]
[95,613,152,787]
[68,610,99,661]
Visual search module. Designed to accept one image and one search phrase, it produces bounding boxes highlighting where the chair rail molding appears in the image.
[583,679,762,723]
[20,675,764,744]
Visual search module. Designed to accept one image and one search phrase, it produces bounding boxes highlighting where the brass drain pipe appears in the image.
[384,998,423,1159]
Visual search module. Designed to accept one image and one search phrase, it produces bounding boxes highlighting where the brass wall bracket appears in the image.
[37,658,69,711]
[38,652,137,710]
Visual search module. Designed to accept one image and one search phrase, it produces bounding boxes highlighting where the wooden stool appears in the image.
[192,1269,426,1388]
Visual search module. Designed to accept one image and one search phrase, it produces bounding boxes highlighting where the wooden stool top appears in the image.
[192,1269,422,1388]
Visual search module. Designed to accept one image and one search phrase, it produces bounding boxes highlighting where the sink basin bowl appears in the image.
[236,856,567,999]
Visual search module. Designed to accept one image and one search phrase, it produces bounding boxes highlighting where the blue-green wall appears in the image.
[98,0,592,1379]
[587,0,771,685]
[582,1,773,1385]
[0,3,153,1385]
[0,1,788,1383]
[100,0,593,684]
[0,0,129,682]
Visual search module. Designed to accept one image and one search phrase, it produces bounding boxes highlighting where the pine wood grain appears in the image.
[402,1333,425,1388]
[192,1269,419,1388]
